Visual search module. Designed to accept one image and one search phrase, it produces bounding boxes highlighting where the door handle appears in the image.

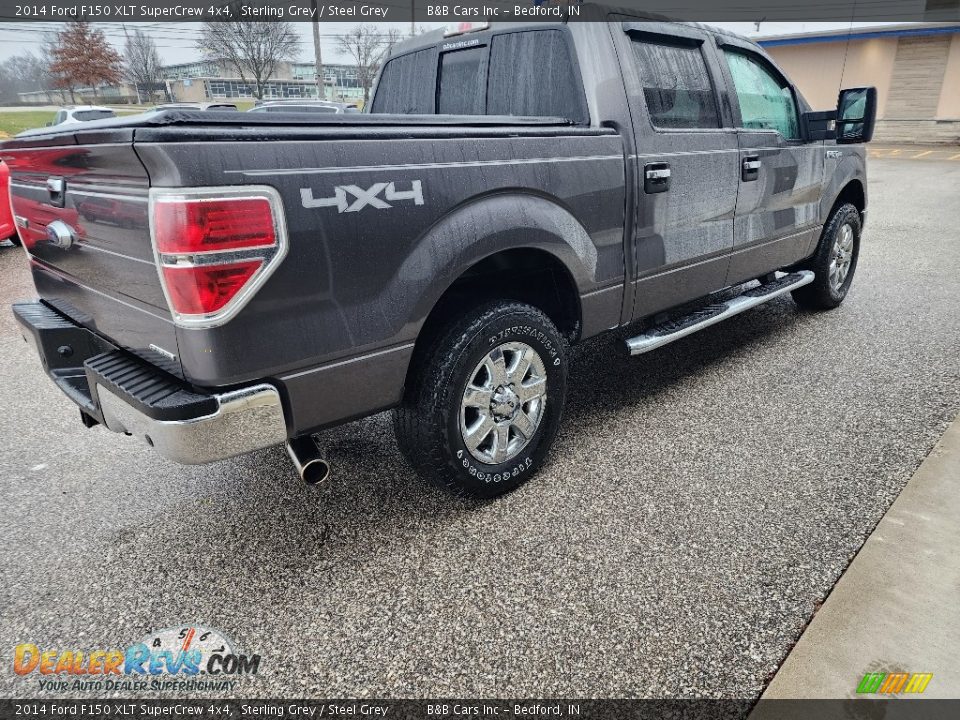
[742,156,761,182]
[46,177,66,207]
[644,162,671,194]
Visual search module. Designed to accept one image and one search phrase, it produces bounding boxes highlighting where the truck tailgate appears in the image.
[2,141,181,376]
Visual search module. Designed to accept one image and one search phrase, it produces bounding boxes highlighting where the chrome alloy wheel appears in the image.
[459,341,547,465]
[829,223,854,291]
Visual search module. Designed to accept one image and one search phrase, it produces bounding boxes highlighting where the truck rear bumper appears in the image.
[12,300,288,464]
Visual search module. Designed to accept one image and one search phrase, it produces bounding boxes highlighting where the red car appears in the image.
[0,159,20,246]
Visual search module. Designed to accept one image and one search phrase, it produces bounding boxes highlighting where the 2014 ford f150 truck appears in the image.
[4,11,876,497]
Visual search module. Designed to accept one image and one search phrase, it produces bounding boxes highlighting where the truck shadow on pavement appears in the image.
[95,297,811,599]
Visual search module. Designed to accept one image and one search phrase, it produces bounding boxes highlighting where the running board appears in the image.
[625,270,815,356]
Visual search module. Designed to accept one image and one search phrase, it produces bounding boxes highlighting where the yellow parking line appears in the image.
[889,149,901,155]
[950,153,960,161]
[912,150,933,158]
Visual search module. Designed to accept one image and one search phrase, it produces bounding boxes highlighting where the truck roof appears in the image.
[387,3,758,58]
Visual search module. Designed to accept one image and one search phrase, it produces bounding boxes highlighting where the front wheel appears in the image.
[393,301,568,498]
[792,203,861,310]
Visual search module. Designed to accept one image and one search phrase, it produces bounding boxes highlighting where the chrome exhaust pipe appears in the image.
[286,435,330,485]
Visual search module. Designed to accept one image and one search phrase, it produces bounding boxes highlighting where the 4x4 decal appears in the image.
[300,180,424,213]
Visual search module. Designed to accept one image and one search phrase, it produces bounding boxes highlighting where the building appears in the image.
[759,23,960,144]
[164,60,364,103]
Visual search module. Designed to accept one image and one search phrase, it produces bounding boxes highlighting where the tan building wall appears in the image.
[767,38,899,118]
[764,29,960,144]
[938,34,960,118]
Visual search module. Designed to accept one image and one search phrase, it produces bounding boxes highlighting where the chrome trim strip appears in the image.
[78,242,156,266]
[70,187,149,202]
[98,383,288,464]
[625,271,815,356]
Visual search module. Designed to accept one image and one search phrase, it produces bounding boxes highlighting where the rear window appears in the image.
[371,30,587,123]
[438,47,486,115]
[487,30,587,124]
[73,110,115,121]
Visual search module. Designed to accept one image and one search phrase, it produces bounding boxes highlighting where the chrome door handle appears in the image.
[742,160,761,171]
[644,162,671,193]
[742,156,761,182]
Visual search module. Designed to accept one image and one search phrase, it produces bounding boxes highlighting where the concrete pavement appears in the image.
[753,412,960,706]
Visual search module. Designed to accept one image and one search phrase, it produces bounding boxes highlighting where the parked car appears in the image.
[146,102,239,112]
[3,11,875,498]
[0,159,18,245]
[248,100,359,114]
[48,106,116,126]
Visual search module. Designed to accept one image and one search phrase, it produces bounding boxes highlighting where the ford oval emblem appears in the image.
[46,220,76,249]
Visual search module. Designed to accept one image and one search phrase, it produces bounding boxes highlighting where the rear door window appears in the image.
[628,35,721,129]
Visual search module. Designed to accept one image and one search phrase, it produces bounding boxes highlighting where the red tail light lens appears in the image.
[150,187,287,327]
[154,197,275,253]
[161,261,263,315]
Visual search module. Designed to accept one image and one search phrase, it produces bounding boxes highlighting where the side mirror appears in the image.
[836,86,877,144]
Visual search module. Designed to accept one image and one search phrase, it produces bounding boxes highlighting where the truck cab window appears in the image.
[487,30,587,124]
[723,50,800,139]
[629,36,720,129]
[438,46,486,115]
[371,48,436,114]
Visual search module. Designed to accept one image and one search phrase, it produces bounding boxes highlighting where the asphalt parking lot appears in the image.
[1,157,958,702]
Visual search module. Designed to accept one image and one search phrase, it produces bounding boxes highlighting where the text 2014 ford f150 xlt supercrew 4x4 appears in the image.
[3,12,876,497]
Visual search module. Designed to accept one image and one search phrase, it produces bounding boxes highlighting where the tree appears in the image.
[49,22,122,103]
[0,52,49,104]
[199,18,299,99]
[336,25,401,105]
[124,29,165,104]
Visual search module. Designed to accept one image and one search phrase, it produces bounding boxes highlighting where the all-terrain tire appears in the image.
[393,301,568,498]
[791,203,861,310]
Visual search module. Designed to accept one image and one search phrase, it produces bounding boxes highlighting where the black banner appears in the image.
[0,0,958,23]
[3,700,960,720]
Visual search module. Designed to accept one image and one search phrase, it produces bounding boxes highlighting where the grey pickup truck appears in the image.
[4,11,875,498]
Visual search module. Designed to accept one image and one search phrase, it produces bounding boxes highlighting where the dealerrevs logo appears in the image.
[13,625,261,692]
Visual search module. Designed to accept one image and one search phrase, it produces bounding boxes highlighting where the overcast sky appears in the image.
[0,21,902,65]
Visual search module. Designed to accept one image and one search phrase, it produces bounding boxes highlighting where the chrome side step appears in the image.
[625,270,815,356]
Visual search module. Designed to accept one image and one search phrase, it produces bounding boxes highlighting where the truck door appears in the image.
[717,42,825,285]
[615,23,740,321]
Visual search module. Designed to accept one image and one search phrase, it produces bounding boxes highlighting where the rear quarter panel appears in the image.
[134,130,626,432]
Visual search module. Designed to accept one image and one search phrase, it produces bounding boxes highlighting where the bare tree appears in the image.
[199,17,299,99]
[49,22,122,103]
[336,25,401,105]
[0,52,49,104]
[124,29,165,104]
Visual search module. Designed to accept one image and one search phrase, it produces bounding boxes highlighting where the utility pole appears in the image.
[411,0,415,36]
[311,0,325,100]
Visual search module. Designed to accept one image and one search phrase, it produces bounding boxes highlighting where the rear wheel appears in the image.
[393,300,568,498]
[792,203,861,310]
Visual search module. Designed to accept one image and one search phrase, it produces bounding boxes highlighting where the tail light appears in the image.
[149,186,288,327]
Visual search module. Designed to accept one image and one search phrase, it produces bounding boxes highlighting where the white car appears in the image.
[49,106,117,126]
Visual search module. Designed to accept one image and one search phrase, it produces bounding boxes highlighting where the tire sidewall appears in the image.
[823,205,861,303]
[441,309,567,496]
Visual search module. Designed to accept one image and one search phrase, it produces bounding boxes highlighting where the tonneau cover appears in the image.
[1,110,575,149]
